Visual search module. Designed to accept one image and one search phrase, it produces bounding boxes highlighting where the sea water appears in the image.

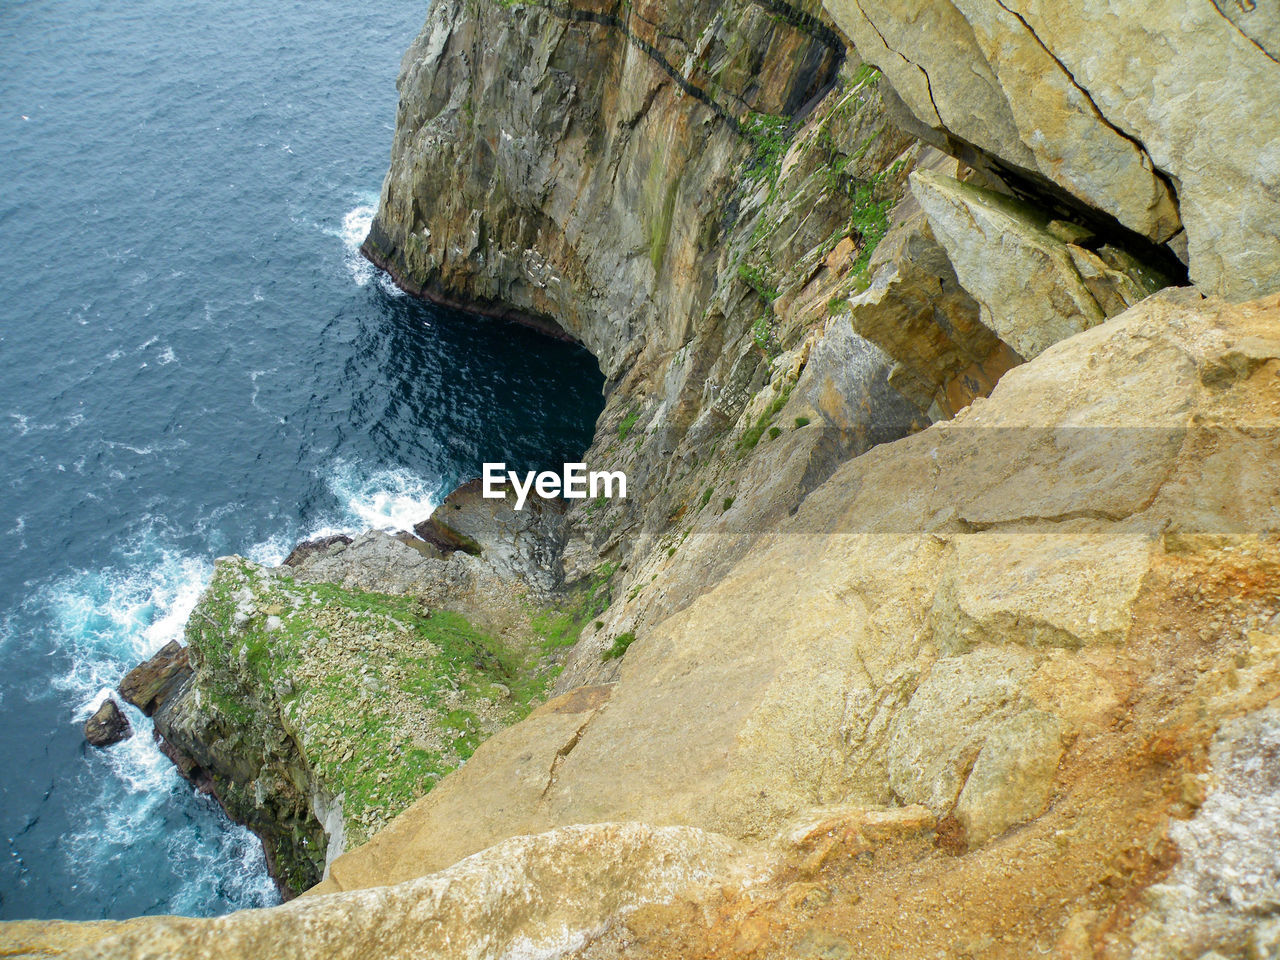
[0,0,603,920]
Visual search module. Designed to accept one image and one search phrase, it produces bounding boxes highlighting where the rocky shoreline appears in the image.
[108,480,600,896]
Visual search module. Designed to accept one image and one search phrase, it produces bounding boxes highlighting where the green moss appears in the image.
[742,112,790,189]
[649,176,681,273]
[722,496,735,511]
[768,426,782,440]
[185,559,535,849]
[738,263,778,303]
[850,63,881,89]
[529,561,618,664]
[795,416,811,428]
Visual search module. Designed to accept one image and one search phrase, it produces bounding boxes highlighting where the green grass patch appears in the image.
[601,631,637,662]
[737,384,794,452]
[618,407,641,441]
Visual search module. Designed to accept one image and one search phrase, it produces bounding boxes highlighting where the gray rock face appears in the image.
[1132,704,1280,960]
[83,698,132,748]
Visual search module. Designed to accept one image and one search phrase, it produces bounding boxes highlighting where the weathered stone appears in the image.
[412,478,566,588]
[886,646,1040,812]
[837,151,1014,419]
[954,708,1064,846]
[83,698,132,748]
[910,168,1168,359]
[117,640,190,716]
[281,534,351,567]
[822,0,1280,300]
[1129,703,1280,960]
[60,824,755,960]
[929,533,1156,653]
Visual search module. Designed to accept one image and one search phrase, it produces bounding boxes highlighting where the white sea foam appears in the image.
[341,203,378,287]
[45,547,213,716]
[322,458,440,534]
[32,535,279,914]
[337,201,403,296]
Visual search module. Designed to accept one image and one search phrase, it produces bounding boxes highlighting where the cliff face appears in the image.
[361,0,925,583]
[363,0,1174,627]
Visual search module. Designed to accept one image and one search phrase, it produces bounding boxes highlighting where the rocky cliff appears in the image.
[7,0,1280,957]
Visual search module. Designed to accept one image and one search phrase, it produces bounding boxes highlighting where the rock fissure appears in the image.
[1210,0,1280,64]
[848,0,945,128]
[540,715,594,799]
[989,0,1182,220]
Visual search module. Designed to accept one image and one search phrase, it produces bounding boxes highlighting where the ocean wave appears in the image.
[43,546,212,716]
[337,201,403,297]
[321,457,440,535]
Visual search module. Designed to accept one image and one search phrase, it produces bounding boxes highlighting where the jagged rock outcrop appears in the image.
[147,552,572,894]
[361,0,977,590]
[910,168,1170,360]
[821,0,1280,301]
[82,698,131,748]
[118,639,191,716]
[311,291,1280,900]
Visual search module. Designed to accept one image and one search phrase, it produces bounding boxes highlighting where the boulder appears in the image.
[954,708,1064,846]
[83,698,132,748]
[910,169,1168,360]
[117,640,191,716]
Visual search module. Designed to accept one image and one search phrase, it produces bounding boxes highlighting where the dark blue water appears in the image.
[0,0,603,921]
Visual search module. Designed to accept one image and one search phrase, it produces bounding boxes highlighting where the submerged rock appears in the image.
[83,697,131,748]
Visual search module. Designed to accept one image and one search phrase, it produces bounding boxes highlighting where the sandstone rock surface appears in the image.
[822,0,1280,300]
[910,168,1166,359]
[59,824,755,960]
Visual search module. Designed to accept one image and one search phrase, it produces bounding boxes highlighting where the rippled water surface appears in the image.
[0,0,603,920]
